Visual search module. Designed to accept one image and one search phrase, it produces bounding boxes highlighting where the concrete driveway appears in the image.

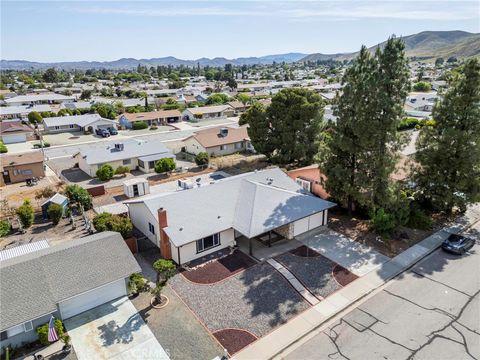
[65,297,169,360]
[296,228,390,276]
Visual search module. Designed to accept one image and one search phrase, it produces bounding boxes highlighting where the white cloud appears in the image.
[66,0,479,21]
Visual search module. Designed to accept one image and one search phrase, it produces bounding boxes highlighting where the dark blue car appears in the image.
[441,234,475,255]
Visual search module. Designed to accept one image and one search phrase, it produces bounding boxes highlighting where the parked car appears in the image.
[107,127,118,135]
[95,128,110,137]
[441,234,475,255]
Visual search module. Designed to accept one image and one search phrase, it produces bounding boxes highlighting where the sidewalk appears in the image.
[233,204,480,360]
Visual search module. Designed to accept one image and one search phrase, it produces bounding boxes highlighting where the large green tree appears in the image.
[414,58,480,212]
[241,88,324,165]
[318,46,377,214]
[370,37,410,207]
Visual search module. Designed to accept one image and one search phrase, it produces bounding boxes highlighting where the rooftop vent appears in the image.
[114,143,124,151]
[219,127,229,137]
[267,177,274,185]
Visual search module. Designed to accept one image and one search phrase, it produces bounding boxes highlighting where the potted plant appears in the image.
[61,335,72,354]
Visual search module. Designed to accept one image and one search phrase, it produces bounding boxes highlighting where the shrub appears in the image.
[96,164,114,181]
[132,121,148,130]
[115,166,130,176]
[47,203,63,225]
[0,141,7,153]
[150,125,158,130]
[154,158,176,173]
[16,200,34,228]
[35,186,55,200]
[28,111,43,124]
[128,273,149,295]
[33,142,50,148]
[398,117,421,131]
[0,220,10,237]
[36,319,64,345]
[194,113,203,119]
[65,185,92,210]
[92,212,133,239]
[369,208,397,236]
[195,152,209,166]
[407,206,433,230]
[413,81,432,92]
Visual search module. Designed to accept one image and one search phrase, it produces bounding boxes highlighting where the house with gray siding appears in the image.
[0,232,140,349]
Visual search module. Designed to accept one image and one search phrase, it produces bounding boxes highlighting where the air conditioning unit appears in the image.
[219,127,229,137]
[114,143,124,151]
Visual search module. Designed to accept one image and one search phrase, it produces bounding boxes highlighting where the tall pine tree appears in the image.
[319,46,378,214]
[414,58,480,212]
[370,37,410,207]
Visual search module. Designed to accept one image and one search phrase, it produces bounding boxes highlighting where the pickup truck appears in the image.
[95,128,110,137]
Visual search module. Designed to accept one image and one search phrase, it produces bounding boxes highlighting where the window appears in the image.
[296,178,312,192]
[148,222,155,235]
[23,321,33,332]
[234,142,243,150]
[138,160,145,168]
[69,124,75,129]
[123,159,131,165]
[21,169,33,176]
[55,126,60,130]
[6,324,24,338]
[148,161,155,169]
[0,331,7,341]
[219,145,225,151]
[196,233,220,253]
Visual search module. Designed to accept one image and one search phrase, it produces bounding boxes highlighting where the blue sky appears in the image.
[1,0,479,62]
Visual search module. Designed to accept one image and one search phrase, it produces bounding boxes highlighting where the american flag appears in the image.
[48,316,58,342]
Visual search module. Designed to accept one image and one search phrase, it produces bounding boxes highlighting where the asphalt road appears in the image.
[281,222,480,360]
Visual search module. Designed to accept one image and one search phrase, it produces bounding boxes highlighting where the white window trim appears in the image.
[296,177,312,192]
[196,233,220,253]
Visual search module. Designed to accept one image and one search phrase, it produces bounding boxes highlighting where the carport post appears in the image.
[268,231,272,247]
[249,237,252,256]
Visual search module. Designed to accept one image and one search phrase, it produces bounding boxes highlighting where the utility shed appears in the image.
[41,193,69,219]
[123,178,150,198]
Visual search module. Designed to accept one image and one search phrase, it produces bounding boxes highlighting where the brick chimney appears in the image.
[158,208,172,260]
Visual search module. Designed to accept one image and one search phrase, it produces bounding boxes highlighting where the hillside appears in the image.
[301,31,480,62]
[0,53,307,70]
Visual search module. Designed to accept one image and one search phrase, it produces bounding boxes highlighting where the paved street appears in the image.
[279,222,480,360]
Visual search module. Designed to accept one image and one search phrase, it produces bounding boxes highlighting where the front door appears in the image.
[2,171,11,184]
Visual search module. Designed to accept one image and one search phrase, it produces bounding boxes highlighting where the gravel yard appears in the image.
[181,250,257,284]
[170,262,310,354]
[275,246,358,299]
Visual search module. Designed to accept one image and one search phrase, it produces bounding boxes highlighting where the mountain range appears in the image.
[1,31,479,70]
[302,31,480,62]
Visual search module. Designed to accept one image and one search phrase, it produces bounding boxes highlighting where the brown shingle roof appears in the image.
[188,126,249,148]
[0,151,44,169]
[0,121,34,134]
[120,110,182,122]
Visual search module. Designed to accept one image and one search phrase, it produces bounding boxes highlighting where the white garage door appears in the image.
[59,278,127,319]
[2,134,26,144]
[293,211,326,237]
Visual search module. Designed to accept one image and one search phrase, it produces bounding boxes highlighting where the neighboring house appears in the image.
[41,193,69,219]
[0,120,35,144]
[0,151,45,186]
[227,101,249,114]
[0,105,53,120]
[125,168,335,265]
[4,93,75,106]
[118,110,182,128]
[404,92,438,112]
[287,164,329,199]
[61,101,93,111]
[42,114,117,133]
[73,139,175,177]
[184,125,253,156]
[182,105,234,121]
[0,232,140,349]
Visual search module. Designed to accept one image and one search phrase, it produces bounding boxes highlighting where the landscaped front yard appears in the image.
[275,246,358,299]
[170,253,310,355]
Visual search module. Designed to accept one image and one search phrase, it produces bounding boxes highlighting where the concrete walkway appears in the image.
[267,259,320,306]
[233,204,480,360]
[296,228,390,276]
